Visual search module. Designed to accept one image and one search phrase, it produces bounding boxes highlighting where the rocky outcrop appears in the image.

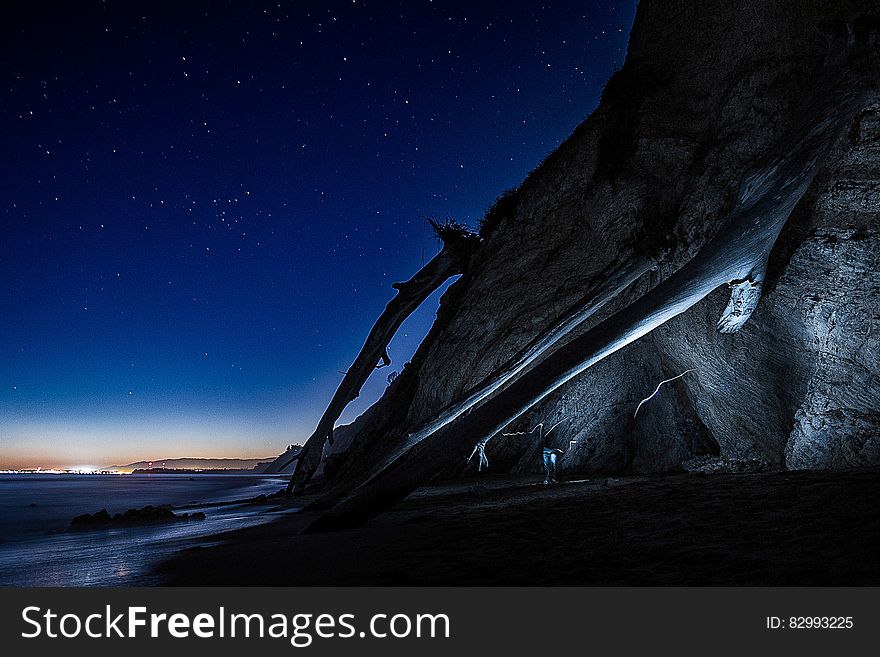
[290,0,879,516]
[70,505,206,529]
[262,445,301,474]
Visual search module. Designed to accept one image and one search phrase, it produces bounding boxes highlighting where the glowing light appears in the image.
[633,369,696,418]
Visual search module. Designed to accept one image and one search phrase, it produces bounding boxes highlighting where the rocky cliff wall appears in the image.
[318,0,879,487]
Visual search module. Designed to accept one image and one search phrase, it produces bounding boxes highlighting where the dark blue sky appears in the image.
[1,0,637,468]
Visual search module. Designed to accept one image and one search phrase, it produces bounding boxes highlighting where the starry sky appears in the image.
[1,0,637,469]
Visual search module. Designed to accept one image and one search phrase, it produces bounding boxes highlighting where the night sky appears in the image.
[1,1,637,469]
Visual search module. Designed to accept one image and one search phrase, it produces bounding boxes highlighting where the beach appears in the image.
[162,467,880,586]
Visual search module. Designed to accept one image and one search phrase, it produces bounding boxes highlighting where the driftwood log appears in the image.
[304,255,655,508]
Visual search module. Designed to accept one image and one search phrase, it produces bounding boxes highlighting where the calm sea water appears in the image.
[0,474,290,586]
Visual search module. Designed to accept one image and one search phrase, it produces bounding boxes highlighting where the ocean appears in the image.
[0,473,290,586]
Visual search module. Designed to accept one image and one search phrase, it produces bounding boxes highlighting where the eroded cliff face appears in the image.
[316,0,879,489]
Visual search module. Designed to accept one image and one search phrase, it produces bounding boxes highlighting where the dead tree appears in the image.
[306,255,653,508]
[289,226,651,499]
[303,79,861,531]
[277,218,481,493]
[372,255,654,473]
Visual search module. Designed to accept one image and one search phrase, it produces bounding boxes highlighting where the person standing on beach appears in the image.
[542,446,564,484]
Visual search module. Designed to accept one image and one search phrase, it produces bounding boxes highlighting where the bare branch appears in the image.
[466,442,490,471]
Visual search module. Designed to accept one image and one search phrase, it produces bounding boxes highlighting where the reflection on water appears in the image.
[0,474,292,586]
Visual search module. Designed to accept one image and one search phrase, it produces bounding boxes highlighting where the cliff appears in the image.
[285,0,880,522]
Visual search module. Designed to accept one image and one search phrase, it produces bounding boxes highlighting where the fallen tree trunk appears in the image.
[378,256,655,463]
[277,222,480,492]
[308,254,654,507]
[304,80,860,531]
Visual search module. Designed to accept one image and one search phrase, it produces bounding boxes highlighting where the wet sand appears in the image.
[162,467,879,585]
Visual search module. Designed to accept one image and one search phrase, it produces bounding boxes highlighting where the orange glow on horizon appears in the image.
[1,417,304,471]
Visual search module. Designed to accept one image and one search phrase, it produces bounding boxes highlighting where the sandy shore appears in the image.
[160,467,879,585]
